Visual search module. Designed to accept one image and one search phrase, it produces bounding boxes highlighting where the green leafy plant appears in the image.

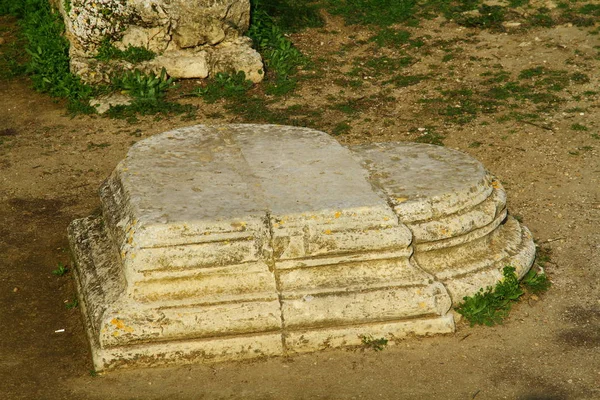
[65,297,79,309]
[360,334,388,351]
[95,39,156,63]
[456,266,524,326]
[369,27,412,47]
[248,2,305,95]
[571,123,588,131]
[332,121,352,135]
[249,0,323,32]
[521,267,551,294]
[195,71,253,103]
[112,68,174,103]
[52,262,69,277]
[20,0,92,100]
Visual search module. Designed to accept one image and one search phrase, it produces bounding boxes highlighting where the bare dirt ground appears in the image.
[1,9,599,400]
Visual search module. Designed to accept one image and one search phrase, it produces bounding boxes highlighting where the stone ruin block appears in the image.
[68,124,535,371]
[55,0,263,83]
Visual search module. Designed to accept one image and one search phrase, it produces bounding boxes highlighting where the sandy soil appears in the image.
[1,10,599,400]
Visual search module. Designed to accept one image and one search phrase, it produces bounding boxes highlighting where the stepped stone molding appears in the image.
[68,124,535,371]
[55,0,263,83]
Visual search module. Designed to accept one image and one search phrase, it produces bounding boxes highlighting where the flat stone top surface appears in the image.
[117,125,391,226]
[349,142,493,222]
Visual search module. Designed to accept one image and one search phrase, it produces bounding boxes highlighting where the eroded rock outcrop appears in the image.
[56,0,264,83]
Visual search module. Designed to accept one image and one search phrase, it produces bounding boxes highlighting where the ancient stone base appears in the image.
[68,124,535,371]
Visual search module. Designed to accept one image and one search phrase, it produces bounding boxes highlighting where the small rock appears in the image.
[13,287,18,293]
[152,50,210,80]
[462,9,481,17]
[89,93,132,114]
[530,294,539,301]
[503,21,522,28]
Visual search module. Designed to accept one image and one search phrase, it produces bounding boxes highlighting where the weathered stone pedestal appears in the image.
[68,124,535,371]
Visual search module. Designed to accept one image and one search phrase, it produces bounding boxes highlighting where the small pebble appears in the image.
[13,287,18,293]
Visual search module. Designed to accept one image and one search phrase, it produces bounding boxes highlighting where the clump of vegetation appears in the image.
[457,266,524,326]
[248,0,306,95]
[360,334,388,351]
[326,0,419,26]
[112,68,174,103]
[103,67,197,121]
[413,127,445,146]
[330,121,350,135]
[571,123,589,131]
[0,0,187,117]
[194,71,253,103]
[52,262,69,277]
[457,5,506,30]
[65,297,79,309]
[2,0,93,107]
[521,267,552,294]
[250,0,323,32]
[95,39,156,63]
[457,265,551,326]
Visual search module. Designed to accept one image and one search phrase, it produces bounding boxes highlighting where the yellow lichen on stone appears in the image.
[334,211,342,219]
[110,318,134,333]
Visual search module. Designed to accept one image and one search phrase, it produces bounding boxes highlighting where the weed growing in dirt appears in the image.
[369,27,412,47]
[521,267,551,294]
[250,0,323,32]
[52,262,69,277]
[457,266,524,326]
[105,67,196,121]
[106,101,196,123]
[360,334,388,351]
[65,297,79,309]
[13,0,92,105]
[0,19,27,78]
[528,8,554,28]
[332,121,352,135]
[385,74,428,88]
[414,131,445,146]
[194,72,253,103]
[571,123,588,131]
[457,5,505,30]
[112,68,174,103]
[248,0,305,95]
